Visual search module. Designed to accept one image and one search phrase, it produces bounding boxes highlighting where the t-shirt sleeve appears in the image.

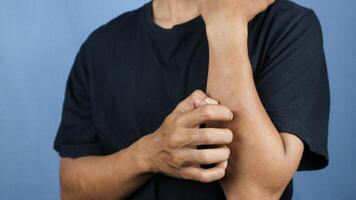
[255,10,330,170]
[53,41,104,158]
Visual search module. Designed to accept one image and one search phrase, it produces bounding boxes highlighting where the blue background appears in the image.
[0,0,355,199]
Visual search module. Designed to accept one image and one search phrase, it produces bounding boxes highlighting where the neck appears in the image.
[152,0,200,29]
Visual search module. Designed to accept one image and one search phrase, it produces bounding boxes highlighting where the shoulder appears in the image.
[255,0,322,41]
[265,0,319,23]
[251,0,322,41]
[249,0,324,66]
[80,4,146,53]
[270,0,313,14]
[269,1,323,50]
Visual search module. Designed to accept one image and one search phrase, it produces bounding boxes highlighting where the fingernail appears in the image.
[223,160,228,169]
[204,97,218,105]
[230,112,234,120]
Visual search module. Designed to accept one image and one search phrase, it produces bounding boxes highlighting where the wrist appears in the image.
[205,18,248,42]
[204,14,249,31]
[205,22,249,61]
[124,134,156,174]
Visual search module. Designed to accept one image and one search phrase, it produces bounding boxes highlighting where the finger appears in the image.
[188,128,233,146]
[179,104,233,127]
[217,160,228,170]
[195,96,219,108]
[173,90,206,113]
[179,165,226,183]
[179,146,230,165]
[173,90,219,113]
[166,128,233,149]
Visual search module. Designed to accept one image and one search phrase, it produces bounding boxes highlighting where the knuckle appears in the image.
[168,134,182,148]
[201,106,214,119]
[192,89,205,98]
[186,132,195,144]
[170,152,182,166]
[191,90,206,105]
[198,151,209,163]
[201,130,212,143]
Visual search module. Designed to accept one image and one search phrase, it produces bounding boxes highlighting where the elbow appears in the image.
[268,133,305,196]
[280,132,304,169]
[60,158,77,200]
[60,158,90,200]
[256,133,304,197]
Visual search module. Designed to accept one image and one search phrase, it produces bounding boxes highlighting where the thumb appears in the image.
[173,90,219,113]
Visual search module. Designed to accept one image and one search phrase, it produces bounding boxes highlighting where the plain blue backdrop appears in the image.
[0,0,355,199]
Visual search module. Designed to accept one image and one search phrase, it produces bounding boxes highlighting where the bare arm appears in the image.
[198,0,304,199]
[59,90,234,200]
[60,139,152,200]
[205,25,303,198]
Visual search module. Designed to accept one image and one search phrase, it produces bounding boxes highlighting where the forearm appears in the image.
[205,23,284,154]
[60,137,153,200]
[205,23,302,199]
[59,89,237,200]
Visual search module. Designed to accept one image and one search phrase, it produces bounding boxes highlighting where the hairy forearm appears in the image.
[60,137,153,200]
[205,23,303,199]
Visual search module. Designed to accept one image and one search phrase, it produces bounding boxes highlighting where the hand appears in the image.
[198,0,275,26]
[140,90,234,183]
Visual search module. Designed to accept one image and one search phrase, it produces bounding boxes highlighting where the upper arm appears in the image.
[280,132,304,172]
[53,40,104,158]
[255,10,330,171]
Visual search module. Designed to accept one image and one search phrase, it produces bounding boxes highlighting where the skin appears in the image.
[60,90,234,200]
[60,0,304,199]
[199,0,304,199]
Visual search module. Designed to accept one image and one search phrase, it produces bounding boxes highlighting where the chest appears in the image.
[90,32,210,153]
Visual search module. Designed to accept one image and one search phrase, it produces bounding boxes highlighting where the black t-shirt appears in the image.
[54,0,330,199]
